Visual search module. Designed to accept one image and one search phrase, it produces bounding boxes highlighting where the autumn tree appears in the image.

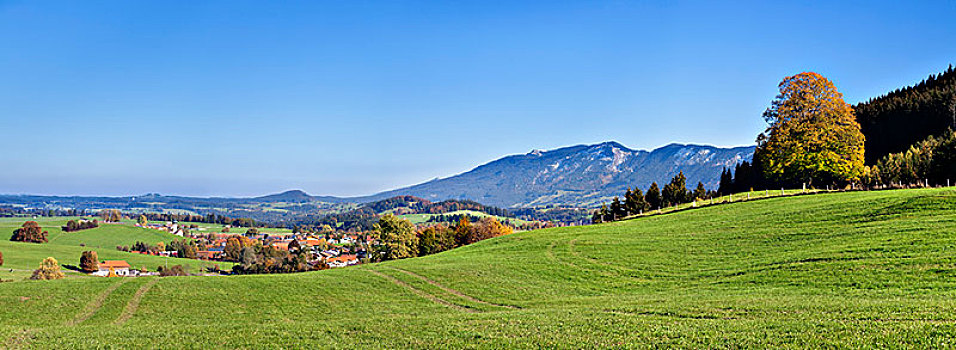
[417,226,455,256]
[470,217,513,243]
[645,182,662,209]
[137,215,148,225]
[756,72,865,185]
[31,257,65,280]
[374,214,418,261]
[99,209,122,223]
[224,236,253,262]
[453,216,472,247]
[11,221,48,243]
[80,251,99,272]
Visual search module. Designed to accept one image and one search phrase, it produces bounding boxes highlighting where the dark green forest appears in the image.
[855,65,956,164]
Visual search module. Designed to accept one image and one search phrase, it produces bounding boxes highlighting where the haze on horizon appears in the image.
[2,0,954,198]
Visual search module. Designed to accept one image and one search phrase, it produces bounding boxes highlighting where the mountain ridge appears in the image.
[1,141,755,209]
[357,141,754,207]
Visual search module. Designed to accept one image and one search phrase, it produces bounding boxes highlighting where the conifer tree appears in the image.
[693,182,707,200]
[645,182,662,209]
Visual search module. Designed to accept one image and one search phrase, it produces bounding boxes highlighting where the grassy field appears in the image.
[0,218,227,281]
[397,209,536,226]
[2,188,956,348]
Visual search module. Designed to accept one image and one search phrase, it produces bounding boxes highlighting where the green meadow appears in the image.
[397,209,536,226]
[2,188,956,348]
[0,218,225,281]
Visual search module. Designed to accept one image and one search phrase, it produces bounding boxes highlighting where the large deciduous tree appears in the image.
[374,214,418,261]
[31,257,65,280]
[80,251,99,272]
[756,72,865,185]
[11,221,48,243]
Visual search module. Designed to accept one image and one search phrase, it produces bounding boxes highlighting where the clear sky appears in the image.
[2,1,954,197]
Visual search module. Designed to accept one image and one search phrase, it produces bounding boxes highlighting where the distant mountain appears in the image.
[364,141,754,208]
[0,142,753,219]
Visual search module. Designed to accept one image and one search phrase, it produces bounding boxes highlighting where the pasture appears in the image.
[2,188,956,348]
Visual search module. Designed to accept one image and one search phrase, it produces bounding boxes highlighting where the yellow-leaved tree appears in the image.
[756,72,865,185]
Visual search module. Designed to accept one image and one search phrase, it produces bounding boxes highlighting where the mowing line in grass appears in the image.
[113,278,159,325]
[68,278,134,326]
[366,269,475,313]
[385,267,520,309]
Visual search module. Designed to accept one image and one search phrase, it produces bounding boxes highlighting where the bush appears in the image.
[157,265,188,277]
[31,257,65,280]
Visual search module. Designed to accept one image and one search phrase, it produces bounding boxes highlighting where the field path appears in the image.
[113,278,159,325]
[386,267,518,309]
[67,278,133,326]
[367,269,475,313]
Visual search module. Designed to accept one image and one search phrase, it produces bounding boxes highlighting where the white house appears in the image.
[92,260,132,277]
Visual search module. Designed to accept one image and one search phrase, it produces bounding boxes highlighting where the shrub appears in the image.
[157,265,188,277]
[30,257,65,280]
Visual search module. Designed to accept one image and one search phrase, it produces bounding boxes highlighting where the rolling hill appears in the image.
[2,188,954,348]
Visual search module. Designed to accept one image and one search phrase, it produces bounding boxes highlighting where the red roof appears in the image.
[99,260,131,269]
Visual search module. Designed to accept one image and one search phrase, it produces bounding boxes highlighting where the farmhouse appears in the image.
[93,260,132,277]
[327,254,358,268]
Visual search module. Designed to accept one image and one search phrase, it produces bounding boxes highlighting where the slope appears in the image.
[2,188,956,348]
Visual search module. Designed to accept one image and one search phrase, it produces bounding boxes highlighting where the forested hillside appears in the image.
[855,65,956,164]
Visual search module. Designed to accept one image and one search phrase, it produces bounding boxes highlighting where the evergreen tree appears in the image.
[662,172,689,207]
[591,206,606,224]
[693,182,707,200]
[624,187,647,215]
[645,182,662,209]
[610,197,626,221]
[718,168,734,196]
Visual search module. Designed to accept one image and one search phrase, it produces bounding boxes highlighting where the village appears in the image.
[87,220,370,277]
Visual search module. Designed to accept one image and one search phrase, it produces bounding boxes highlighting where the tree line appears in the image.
[373,214,513,261]
[10,221,49,243]
[855,65,956,164]
[865,129,956,187]
[592,172,713,223]
[139,212,266,228]
[62,219,99,232]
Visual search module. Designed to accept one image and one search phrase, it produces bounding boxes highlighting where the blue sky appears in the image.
[1,0,954,197]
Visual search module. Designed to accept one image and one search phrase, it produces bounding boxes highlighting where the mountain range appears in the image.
[360,141,754,207]
[0,142,754,218]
